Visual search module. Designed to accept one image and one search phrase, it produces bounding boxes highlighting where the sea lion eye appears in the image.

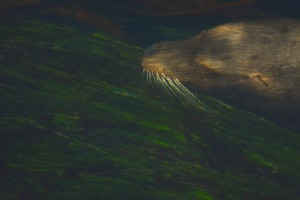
[250,74,269,87]
[195,61,220,78]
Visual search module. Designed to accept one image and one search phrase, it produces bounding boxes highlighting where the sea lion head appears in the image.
[142,20,300,131]
[142,23,279,102]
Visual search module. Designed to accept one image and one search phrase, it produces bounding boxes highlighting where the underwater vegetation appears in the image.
[0,3,300,200]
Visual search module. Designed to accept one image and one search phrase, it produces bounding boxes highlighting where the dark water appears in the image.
[0,1,300,199]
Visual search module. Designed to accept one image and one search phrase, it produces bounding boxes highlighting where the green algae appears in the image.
[245,152,278,173]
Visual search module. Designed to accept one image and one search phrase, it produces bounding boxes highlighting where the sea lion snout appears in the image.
[142,41,196,80]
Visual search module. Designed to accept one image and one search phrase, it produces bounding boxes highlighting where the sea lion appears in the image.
[142,19,300,132]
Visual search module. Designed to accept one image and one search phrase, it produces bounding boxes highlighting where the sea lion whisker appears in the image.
[148,70,155,85]
[162,75,192,101]
[173,78,203,105]
[157,74,176,97]
[158,74,187,102]
[152,74,160,88]
[154,72,164,89]
[173,78,196,98]
[164,76,189,97]
[146,70,152,84]
[160,74,188,100]
[146,70,150,83]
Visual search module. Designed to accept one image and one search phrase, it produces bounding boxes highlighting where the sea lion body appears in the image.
[142,19,300,131]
